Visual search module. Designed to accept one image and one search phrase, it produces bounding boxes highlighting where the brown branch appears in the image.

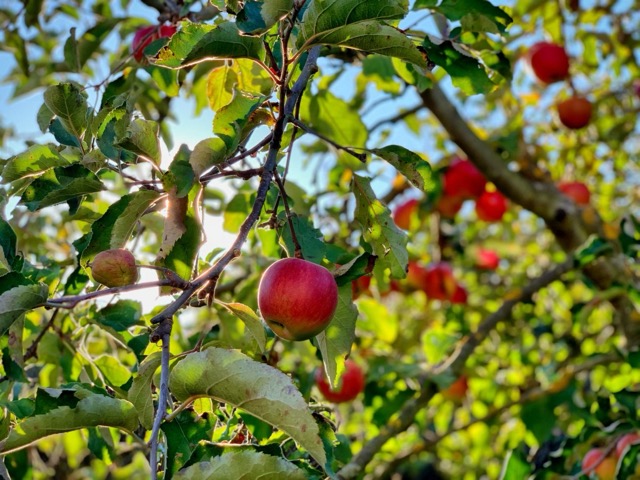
[45,280,175,309]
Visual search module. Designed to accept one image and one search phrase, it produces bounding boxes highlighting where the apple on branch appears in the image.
[90,249,139,288]
[315,359,365,403]
[526,41,570,84]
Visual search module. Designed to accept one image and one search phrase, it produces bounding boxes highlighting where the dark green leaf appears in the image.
[499,448,532,480]
[2,144,72,182]
[278,214,326,265]
[115,118,161,165]
[237,0,294,35]
[43,83,89,139]
[94,300,142,332]
[0,219,17,271]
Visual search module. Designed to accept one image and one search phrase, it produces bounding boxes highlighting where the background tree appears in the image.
[0,0,639,479]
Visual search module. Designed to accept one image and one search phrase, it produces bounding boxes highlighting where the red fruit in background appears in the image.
[442,158,487,199]
[441,375,468,401]
[351,275,371,299]
[616,433,640,458]
[258,258,338,341]
[406,261,430,290]
[634,79,640,98]
[315,359,365,403]
[436,194,465,219]
[451,284,468,304]
[526,41,570,84]
[582,448,610,476]
[393,198,419,230]
[475,190,508,222]
[558,181,590,205]
[557,96,592,129]
[475,248,499,270]
[423,262,458,301]
[132,24,177,62]
[90,249,139,288]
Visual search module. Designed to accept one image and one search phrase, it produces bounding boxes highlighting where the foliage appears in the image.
[0,0,639,479]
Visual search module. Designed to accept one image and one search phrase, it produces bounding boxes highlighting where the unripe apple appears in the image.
[475,248,500,270]
[90,249,139,288]
[258,258,338,341]
[441,375,468,401]
[393,198,419,230]
[475,190,508,222]
[558,181,590,205]
[423,262,458,301]
[616,433,640,458]
[557,96,592,129]
[132,24,177,63]
[315,359,365,403]
[526,42,570,84]
[435,194,465,219]
[442,158,486,199]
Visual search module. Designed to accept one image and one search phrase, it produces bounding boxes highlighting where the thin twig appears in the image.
[149,331,172,480]
[273,170,302,258]
[44,280,174,309]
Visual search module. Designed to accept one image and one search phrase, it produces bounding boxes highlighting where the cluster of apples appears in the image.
[526,41,592,129]
[393,158,509,226]
[582,433,640,479]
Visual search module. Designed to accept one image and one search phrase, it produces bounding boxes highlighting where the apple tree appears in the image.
[0,0,639,478]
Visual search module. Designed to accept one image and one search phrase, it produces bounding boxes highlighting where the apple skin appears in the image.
[90,249,139,288]
[351,275,371,300]
[475,248,500,270]
[557,96,592,129]
[558,181,590,205]
[436,194,465,219]
[132,24,177,62]
[616,433,640,458]
[441,375,468,401]
[393,198,419,230]
[315,359,365,403]
[258,258,338,341]
[451,284,468,304]
[443,158,487,199]
[527,41,570,84]
[423,262,458,301]
[475,190,508,222]
[582,448,618,479]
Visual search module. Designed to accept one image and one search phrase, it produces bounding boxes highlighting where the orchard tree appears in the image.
[0,0,639,479]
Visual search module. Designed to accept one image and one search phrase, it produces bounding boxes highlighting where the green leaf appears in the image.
[0,393,138,454]
[94,355,132,388]
[166,147,195,198]
[128,352,162,430]
[169,348,327,467]
[148,65,181,97]
[115,118,161,165]
[156,22,265,69]
[223,192,253,233]
[80,190,162,263]
[36,103,54,133]
[213,90,265,152]
[372,145,434,192]
[315,284,358,389]
[499,448,532,480]
[279,214,326,265]
[207,65,238,111]
[43,83,90,140]
[237,0,294,35]
[20,164,104,211]
[174,450,307,480]
[436,0,512,34]
[216,302,267,354]
[49,118,81,147]
[0,219,17,271]
[0,283,48,336]
[94,300,143,332]
[2,144,72,182]
[189,137,229,176]
[65,18,123,69]
[352,175,408,279]
[422,39,495,95]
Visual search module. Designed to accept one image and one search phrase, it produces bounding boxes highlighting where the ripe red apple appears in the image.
[442,158,486,199]
[315,359,365,403]
[616,433,640,458]
[132,24,177,63]
[90,249,139,287]
[451,284,468,304]
[393,198,419,230]
[406,261,430,290]
[435,194,465,219]
[258,258,338,341]
[441,375,468,401]
[526,41,570,84]
[475,190,508,222]
[351,275,371,300]
[475,248,500,270]
[423,262,458,301]
[558,181,590,205]
[557,96,592,129]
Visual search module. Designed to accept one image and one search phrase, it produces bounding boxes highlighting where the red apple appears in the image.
[435,194,465,219]
[557,96,592,129]
[582,448,618,479]
[526,41,570,84]
[558,181,590,205]
[442,158,486,199]
[258,258,338,341]
[315,359,365,403]
[90,249,139,287]
[616,433,640,458]
[441,375,468,401]
[406,261,430,290]
[451,284,468,304]
[475,190,508,222]
[351,275,371,300]
[475,248,500,270]
[423,262,458,301]
[393,198,419,230]
[132,24,177,63]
